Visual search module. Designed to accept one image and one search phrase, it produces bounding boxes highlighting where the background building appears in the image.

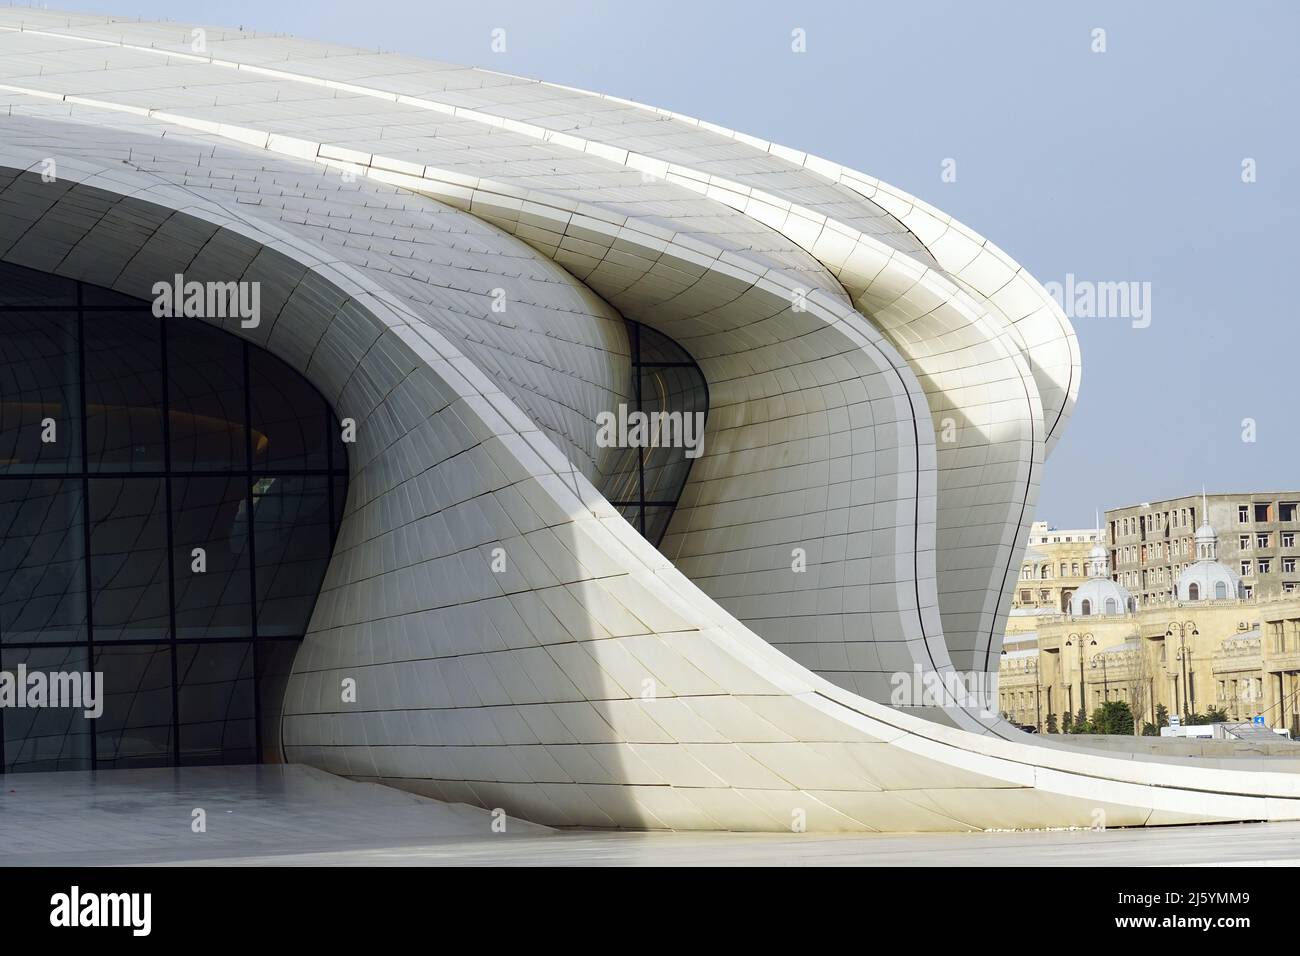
[1023,599,1300,734]
[1107,493,1300,606]
[1002,507,1300,736]
[1011,520,1104,616]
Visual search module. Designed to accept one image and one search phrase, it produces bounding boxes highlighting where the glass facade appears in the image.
[600,323,709,546]
[0,262,346,772]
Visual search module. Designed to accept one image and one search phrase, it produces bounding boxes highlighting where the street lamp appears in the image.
[1166,619,1199,718]
[1090,651,1110,702]
[1032,658,1042,733]
[1065,632,1097,718]
[998,647,1041,731]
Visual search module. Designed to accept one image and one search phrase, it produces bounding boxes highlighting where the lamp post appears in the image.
[1166,620,1198,719]
[1065,632,1096,719]
[1090,651,1110,701]
[1176,644,1194,717]
[1033,659,1042,733]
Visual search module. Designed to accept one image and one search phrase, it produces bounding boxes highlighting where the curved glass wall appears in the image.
[0,261,346,772]
[599,323,709,546]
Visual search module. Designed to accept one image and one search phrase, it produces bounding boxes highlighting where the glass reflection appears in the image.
[0,313,79,474]
[0,260,347,773]
[599,322,707,546]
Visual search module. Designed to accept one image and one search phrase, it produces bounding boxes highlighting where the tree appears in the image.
[1073,706,1091,734]
[1091,700,1135,736]
[1045,712,1059,734]
[1143,703,1171,734]
[1186,707,1230,726]
[1061,711,1073,733]
[1126,638,1154,736]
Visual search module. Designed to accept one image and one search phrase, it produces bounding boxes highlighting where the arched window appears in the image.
[1188,583,1200,601]
[1104,598,1118,615]
[1041,566,1050,579]
[1081,599,1092,615]
[1215,581,1227,600]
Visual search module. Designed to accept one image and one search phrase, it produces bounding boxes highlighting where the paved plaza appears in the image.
[2,766,1298,867]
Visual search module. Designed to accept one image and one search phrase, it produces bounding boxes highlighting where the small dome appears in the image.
[1176,560,1243,602]
[1069,577,1134,616]
[1191,494,1223,562]
[1083,540,1111,579]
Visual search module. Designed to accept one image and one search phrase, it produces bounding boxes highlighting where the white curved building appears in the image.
[1,10,1298,831]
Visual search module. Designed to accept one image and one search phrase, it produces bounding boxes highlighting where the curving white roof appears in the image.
[0,8,1083,680]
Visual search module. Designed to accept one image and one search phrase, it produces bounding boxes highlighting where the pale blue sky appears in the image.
[48,0,1300,526]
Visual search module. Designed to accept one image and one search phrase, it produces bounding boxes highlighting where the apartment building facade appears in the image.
[1107,493,1300,607]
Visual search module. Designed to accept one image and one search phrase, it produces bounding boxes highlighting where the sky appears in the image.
[31,0,1299,527]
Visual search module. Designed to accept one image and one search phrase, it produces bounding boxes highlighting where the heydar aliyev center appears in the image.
[1,10,1298,832]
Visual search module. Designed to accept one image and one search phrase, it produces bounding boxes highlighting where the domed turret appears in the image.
[1193,520,1219,560]
[1068,533,1134,616]
[1176,493,1244,601]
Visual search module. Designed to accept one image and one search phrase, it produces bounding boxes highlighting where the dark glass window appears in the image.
[252,476,334,637]
[600,322,708,546]
[0,645,92,772]
[167,320,247,471]
[89,477,170,641]
[0,478,86,643]
[0,265,77,307]
[93,643,173,769]
[83,311,167,472]
[248,347,330,472]
[177,642,256,766]
[0,261,347,773]
[0,312,79,473]
[171,476,253,638]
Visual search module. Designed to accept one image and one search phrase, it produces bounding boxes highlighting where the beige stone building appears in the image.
[1107,491,1300,606]
[1001,599,1300,734]
[1000,509,1300,736]
[1011,520,1103,617]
